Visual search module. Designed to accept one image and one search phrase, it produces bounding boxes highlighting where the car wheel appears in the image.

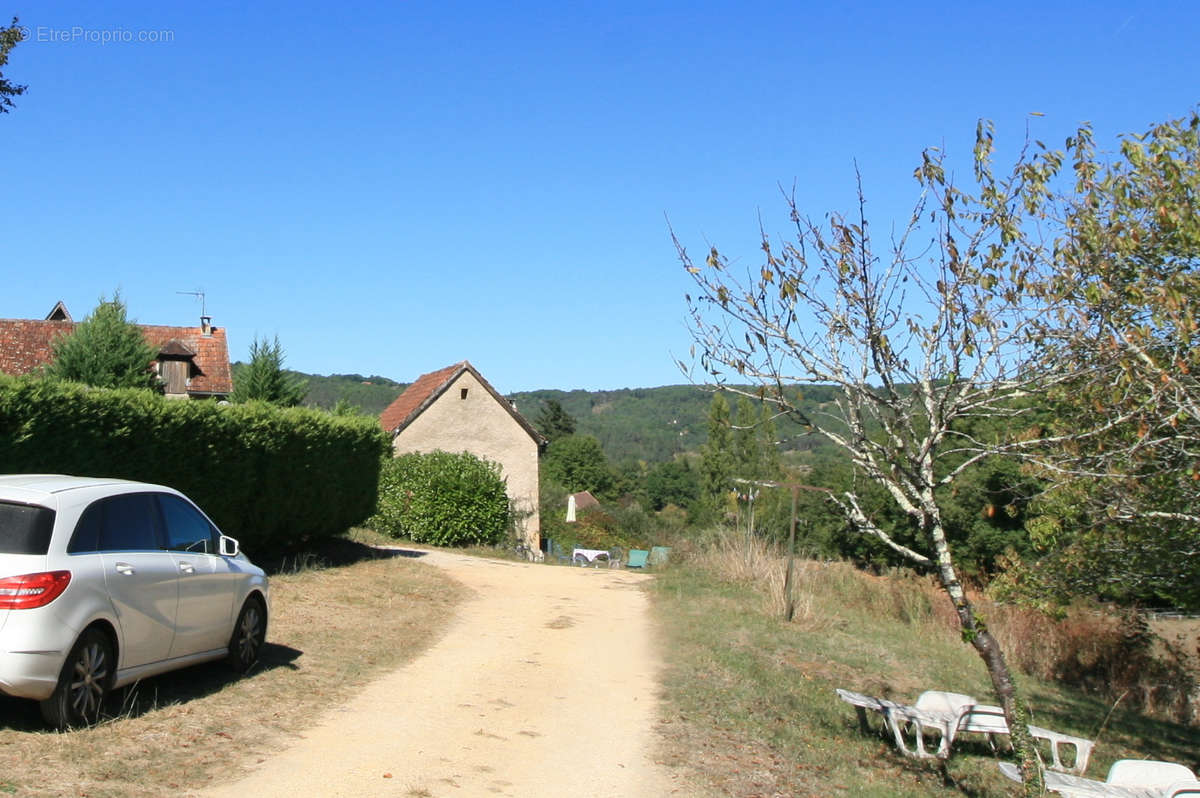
[40,627,113,729]
[227,596,266,673]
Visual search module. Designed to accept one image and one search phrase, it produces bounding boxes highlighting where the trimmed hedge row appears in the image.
[0,376,390,552]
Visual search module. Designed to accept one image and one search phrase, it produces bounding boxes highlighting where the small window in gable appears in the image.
[460,388,468,400]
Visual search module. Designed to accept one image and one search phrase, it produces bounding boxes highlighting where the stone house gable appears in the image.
[379,361,546,552]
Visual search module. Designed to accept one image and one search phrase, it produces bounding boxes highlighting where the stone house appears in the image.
[0,302,233,400]
[379,361,545,552]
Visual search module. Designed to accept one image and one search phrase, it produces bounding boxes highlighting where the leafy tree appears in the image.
[0,17,26,114]
[45,295,160,391]
[1021,109,1200,609]
[677,120,1073,790]
[541,434,613,497]
[533,398,576,443]
[371,451,509,546]
[645,459,700,511]
[232,336,307,406]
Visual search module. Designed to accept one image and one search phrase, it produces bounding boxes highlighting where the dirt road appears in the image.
[200,549,690,797]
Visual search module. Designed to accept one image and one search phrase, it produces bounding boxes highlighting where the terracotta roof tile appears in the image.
[0,317,233,397]
[379,362,467,434]
[379,361,545,446]
[0,319,74,375]
[570,491,600,510]
[139,325,233,395]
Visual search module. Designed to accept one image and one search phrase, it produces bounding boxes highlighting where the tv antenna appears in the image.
[177,289,207,317]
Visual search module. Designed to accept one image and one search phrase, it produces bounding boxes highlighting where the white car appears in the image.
[0,475,269,728]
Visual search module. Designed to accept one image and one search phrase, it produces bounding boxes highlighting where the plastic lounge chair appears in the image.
[835,689,955,758]
[835,688,902,734]
[648,546,671,566]
[547,538,573,565]
[836,689,961,759]
[1027,724,1094,775]
[626,549,649,568]
[999,759,1197,797]
[912,691,1091,774]
[1108,761,1198,790]
[840,688,1093,769]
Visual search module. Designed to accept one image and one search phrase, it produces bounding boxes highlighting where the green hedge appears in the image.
[370,450,509,547]
[0,376,390,553]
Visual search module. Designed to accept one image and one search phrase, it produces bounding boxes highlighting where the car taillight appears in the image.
[0,571,72,609]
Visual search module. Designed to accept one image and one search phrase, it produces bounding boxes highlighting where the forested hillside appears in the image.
[510,386,839,464]
[231,364,408,416]
[265,368,839,465]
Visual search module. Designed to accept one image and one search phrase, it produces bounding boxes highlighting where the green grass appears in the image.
[648,533,1200,796]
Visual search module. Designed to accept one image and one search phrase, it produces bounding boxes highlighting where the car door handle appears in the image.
[178,562,195,574]
[114,562,135,575]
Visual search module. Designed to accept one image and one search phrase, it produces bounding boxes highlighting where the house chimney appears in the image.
[200,316,212,335]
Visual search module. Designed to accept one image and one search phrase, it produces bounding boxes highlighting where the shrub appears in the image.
[371,450,509,547]
[562,506,644,552]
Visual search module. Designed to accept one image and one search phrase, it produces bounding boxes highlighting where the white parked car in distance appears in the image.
[0,475,269,728]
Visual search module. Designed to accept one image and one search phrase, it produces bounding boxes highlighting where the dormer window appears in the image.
[157,339,198,397]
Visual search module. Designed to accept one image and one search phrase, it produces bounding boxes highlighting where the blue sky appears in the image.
[3,1,1198,392]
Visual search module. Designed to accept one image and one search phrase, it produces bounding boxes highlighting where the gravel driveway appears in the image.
[198,548,691,797]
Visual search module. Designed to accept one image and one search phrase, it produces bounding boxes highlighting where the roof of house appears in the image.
[0,306,233,396]
[139,325,233,395]
[45,301,72,322]
[379,360,545,445]
[570,491,601,511]
[0,319,75,376]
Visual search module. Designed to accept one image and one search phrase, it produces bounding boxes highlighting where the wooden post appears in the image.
[783,485,798,621]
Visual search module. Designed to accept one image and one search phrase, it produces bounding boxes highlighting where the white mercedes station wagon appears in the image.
[0,475,269,728]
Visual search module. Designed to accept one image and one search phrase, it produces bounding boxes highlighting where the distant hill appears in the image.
[511,386,715,463]
[512,385,840,464]
[255,366,838,465]
[231,364,408,417]
[300,372,408,415]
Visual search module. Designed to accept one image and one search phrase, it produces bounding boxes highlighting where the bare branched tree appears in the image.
[675,122,1077,790]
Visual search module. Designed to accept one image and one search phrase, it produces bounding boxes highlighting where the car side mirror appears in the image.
[219,535,240,557]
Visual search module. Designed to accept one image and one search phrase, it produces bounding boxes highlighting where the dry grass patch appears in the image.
[0,543,465,798]
[650,528,1200,797]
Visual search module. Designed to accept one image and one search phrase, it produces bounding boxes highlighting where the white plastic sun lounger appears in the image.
[837,688,1092,772]
[999,759,1199,797]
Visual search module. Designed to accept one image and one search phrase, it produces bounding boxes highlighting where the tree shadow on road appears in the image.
[256,537,428,575]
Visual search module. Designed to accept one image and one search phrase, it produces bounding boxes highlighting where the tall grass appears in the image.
[650,526,1200,796]
[683,527,1198,726]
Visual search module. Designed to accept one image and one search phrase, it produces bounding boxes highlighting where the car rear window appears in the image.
[0,501,55,555]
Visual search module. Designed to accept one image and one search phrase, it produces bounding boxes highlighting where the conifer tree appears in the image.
[45,295,160,391]
[232,336,307,406]
[699,393,734,515]
[534,398,576,443]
